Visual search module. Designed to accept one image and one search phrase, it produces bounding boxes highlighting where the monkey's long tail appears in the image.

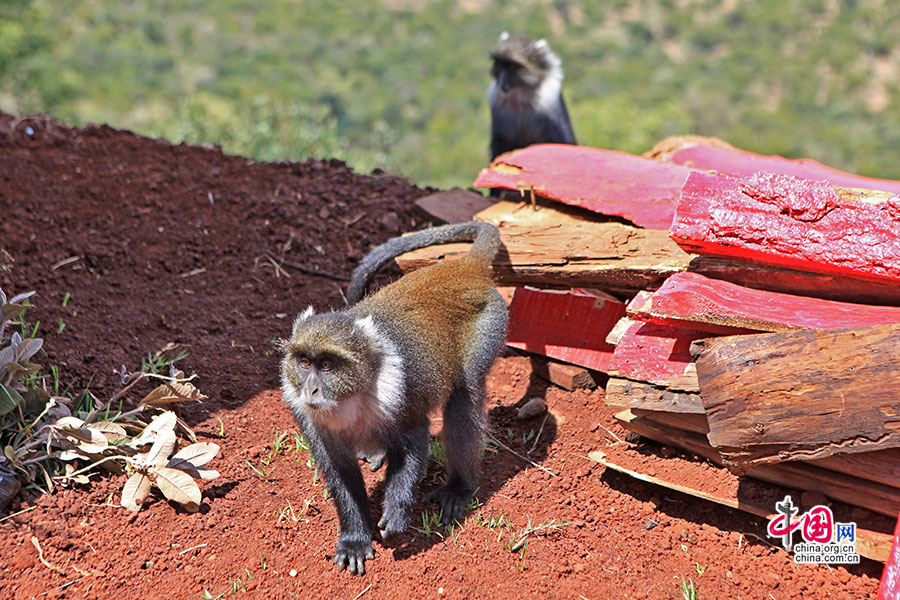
[346,221,501,304]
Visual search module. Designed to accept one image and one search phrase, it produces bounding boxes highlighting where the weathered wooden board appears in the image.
[395,200,694,292]
[414,188,496,224]
[616,410,900,519]
[530,357,601,391]
[632,408,710,434]
[649,135,900,194]
[671,171,900,284]
[609,320,710,391]
[694,323,900,467]
[506,287,625,372]
[588,448,892,562]
[473,144,694,229]
[629,272,900,333]
[605,377,704,414]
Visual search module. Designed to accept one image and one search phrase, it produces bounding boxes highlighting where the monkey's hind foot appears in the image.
[377,509,409,543]
[333,539,375,575]
[424,483,476,526]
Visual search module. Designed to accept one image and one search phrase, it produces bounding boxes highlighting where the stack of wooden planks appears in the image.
[400,136,900,562]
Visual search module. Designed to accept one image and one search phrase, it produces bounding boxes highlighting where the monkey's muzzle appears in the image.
[299,371,326,408]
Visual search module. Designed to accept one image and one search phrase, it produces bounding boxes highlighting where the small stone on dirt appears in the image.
[517,397,547,420]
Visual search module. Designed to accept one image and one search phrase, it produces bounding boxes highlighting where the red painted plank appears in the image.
[609,320,713,388]
[670,171,900,283]
[664,142,900,195]
[506,287,625,372]
[473,144,694,229]
[630,272,900,332]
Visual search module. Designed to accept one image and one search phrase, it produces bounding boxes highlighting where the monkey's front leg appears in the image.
[378,426,430,541]
[312,432,375,574]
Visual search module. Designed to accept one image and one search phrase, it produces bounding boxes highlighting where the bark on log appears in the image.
[473,144,693,229]
[671,171,900,284]
[694,323,900,467]
[629,272,900,333]
[414,188,496,224]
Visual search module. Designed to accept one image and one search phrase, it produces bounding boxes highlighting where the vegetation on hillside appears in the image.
[2,0,899,189]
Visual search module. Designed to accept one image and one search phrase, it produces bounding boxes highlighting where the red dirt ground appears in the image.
[0,113,883,599]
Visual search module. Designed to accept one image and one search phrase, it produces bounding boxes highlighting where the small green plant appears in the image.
[277,499,311,525]
[61,292,70,308]
[680,575,698,600]
[245,459,276,481]
[695,562,707,576]
[413,509,444,538]
[141,343,187,374]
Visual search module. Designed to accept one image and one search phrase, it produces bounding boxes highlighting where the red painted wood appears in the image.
[666,143,900,194]
[506,287,625,372]
[634,272,900,332]
[610,320,713,384]
[670,171,900,283]
[473,144,694,229]
[879,511,900,599]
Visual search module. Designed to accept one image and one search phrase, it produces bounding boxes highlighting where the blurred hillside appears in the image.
[2,0,899,189]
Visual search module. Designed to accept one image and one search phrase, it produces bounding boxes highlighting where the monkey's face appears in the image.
[280,311,379,430]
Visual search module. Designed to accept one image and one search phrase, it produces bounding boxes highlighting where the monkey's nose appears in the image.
[300,373,324,406]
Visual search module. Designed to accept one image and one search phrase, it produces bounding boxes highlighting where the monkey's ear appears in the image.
[534,38,549,50]
[292,305,315,336]
[498,31,509,42]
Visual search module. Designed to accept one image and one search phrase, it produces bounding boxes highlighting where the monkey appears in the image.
[488,32,577,161]
[280,221,508,575]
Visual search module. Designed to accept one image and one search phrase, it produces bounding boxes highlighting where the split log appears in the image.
[693,323,900,467]
[671,171,900,284]
[605,377,704,414]
[473,144,694,229]
[395,200,694,293]
[616,410,900,519]
[628,272,900,333]
[609,320,710,391]
[588,448,893,562]
[648,135,900,195]
[414,188,496,224]
[506,287,625,372]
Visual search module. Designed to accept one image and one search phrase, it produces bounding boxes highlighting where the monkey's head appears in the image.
[280,306,384,431]
[490,32,562,94]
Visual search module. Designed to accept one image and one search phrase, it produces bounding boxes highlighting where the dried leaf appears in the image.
[54,419,108,454]
[121,472,152,512]
[152,466,201,510]
[143,429,177,468]
[172,464,220,481]
[55,416,86,429]
[140,380,207,406]
[168,442,220,468]
[130,411,177,446]
[87,421,128,442]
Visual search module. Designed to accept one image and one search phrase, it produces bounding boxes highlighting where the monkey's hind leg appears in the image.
[426,292,508,525]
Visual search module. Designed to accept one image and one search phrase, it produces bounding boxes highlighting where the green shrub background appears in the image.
[3,0,899,189]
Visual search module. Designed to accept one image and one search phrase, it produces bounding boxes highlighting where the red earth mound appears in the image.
[0,114,880,599]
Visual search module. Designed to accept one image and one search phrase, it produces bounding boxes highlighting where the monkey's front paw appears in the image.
[424,484,475,525]
[333,540,375,575]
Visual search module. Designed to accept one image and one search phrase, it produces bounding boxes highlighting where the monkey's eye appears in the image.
[298,356,312,369]
[319,357,334,372]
